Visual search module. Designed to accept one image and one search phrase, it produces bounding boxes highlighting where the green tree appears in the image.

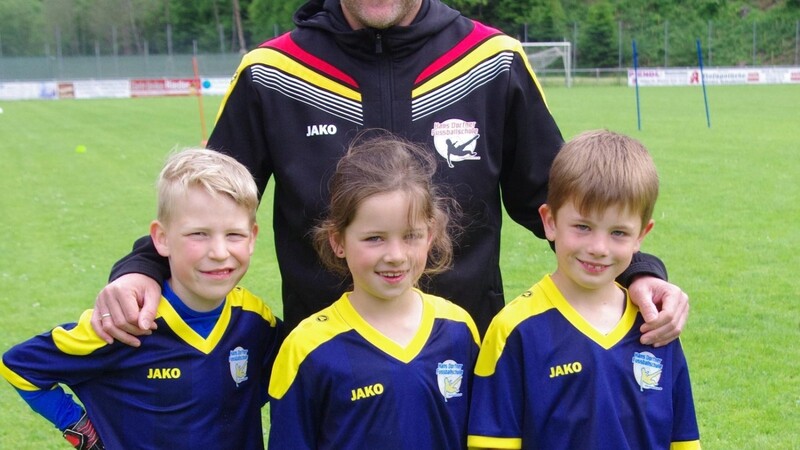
[458,0,568,42]
[579,0,616,67]
[168,0,242,53]
[528,0,567,41]
[478,0,538,38]
[248,0,303,41]
[66,0,163,55]
[0,0,45,56]
[445,0,489,23]
[42,0,79,55]
[2,0,799,63]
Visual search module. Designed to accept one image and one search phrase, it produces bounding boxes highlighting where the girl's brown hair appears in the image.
[312,131,460,281]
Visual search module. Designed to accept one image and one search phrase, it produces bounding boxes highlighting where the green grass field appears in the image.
[1,84,798,449]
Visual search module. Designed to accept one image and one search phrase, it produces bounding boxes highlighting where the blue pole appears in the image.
[633,40,642,131]
[696,39,711,128]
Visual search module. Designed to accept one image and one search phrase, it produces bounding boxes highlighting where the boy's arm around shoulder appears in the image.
[620,252,689,347]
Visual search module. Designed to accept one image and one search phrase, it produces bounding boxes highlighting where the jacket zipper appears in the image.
[373,31,393,129]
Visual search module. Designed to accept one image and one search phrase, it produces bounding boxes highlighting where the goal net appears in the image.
[521,42,572,87]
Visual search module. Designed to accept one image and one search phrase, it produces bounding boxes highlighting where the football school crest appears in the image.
[632,351,663,391]
[436,359,464,402]
[229,346,249,386]
[430,119,481,168]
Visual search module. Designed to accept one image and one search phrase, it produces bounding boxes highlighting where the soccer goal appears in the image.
[521,42,572,87]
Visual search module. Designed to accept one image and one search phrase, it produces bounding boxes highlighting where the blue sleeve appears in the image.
[1,310,115,431]
[671,341,701,442]
[468,325,526,445]
[16,386,84,431]
[260,318,286,406]
[268,342,319,450]
[1,311,112,390]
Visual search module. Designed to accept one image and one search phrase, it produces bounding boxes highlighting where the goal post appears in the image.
[521,42,572,87]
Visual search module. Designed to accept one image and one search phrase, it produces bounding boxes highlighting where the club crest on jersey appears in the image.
[436,359,464,402]
[229,346,249,386]
[430,119,481,168]
[632,351,663,392]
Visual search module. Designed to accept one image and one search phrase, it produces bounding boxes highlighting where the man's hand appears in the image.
[90,273,161,347]
[63,411,104,450]
[627,276,689,347]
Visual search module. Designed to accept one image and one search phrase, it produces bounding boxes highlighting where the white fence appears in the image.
[1,67,798,101]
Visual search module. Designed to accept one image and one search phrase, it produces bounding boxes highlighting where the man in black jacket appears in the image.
[91,0,688,342]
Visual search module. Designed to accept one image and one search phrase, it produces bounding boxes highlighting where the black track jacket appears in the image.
[111,0,666,334]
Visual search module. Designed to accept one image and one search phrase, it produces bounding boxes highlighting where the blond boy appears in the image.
[1,149,283,449]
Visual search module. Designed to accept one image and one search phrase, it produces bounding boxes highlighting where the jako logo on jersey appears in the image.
[146,367,181,379]
[229,346,249,386]
[436,359,464,402]
[632,351,663,391]
[430,119,481,168]
[306,124,338,136]
[549,361,582,378]
[350,383,384,401]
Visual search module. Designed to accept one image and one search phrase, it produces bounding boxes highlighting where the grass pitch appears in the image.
[0,84,798,449]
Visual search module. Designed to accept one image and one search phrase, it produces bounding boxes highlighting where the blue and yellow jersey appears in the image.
[268,290,480,449]
[467,275,700,450]
[0,286,283,450]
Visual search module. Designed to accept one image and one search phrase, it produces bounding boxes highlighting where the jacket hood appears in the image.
[293,0,462,57]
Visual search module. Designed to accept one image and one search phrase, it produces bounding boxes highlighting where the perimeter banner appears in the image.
[628,67,800,86]
[130,78,200,97]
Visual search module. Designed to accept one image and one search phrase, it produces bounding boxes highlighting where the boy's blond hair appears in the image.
[156,148,259,224]
[547,130,659,228]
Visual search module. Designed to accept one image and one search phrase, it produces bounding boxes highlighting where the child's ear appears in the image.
[248,223,259,255]
[329,232,345,258]
[150,220,170,257]
[633,219,655,252]
[539,204,556,242]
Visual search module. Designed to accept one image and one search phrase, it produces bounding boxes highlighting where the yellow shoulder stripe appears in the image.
[52,309,110,356]
[0,359,39,391]
[268,297,351,400]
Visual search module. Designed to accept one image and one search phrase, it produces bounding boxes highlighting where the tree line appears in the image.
[1,0,798,67]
